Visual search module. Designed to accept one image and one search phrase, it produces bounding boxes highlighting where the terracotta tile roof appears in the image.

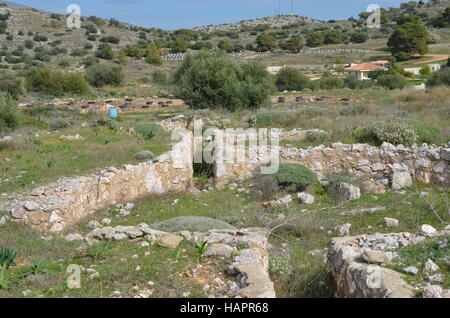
[345,63,387,71]
[372,60,390,64]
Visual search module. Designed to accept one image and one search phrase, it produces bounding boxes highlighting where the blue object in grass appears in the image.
[108,108,118,119]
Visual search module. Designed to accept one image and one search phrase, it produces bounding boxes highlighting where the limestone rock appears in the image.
[336,183,360,201]
[423,285,444,298]
[384,217,399,228]
[205,243,236,258]
[391,172,413,190]
[441,148,450,161]
[263,195,292,209]
[297,192,315,205]
[361,180,386,194]
[24,201,40,211]
[335,223,351,236]
[361,250,394,265]
[403,266,419,275]
[420,224,436,236]
[65,233,84,241]
[158,234,184,249]
[424,259,440,273]
[134,151,155,160]
[427,274,444,284]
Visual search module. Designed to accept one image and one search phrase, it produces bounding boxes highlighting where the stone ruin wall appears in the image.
[213,139,450,188]
[7,123,450,233]
[9,132,194,232]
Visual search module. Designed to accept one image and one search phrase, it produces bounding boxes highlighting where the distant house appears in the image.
[266,65,285,75]
[404,63,444,76]
[344,63,388,80]
[371,60,391,68]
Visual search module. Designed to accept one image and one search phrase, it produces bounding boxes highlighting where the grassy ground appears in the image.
[0,221,231,298]
[0,108,171,195]
[63,179,450,298]
[1,179,447,298]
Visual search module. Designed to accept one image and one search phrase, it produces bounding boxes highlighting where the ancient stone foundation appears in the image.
[9,132,193,232]
[213,141,450,188]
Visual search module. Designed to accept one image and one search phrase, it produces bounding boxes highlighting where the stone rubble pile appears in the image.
[327,227,450,298]
[78,225,275,298]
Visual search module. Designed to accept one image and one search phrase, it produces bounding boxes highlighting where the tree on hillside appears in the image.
[145,44,163,66]
[387,15,430,60]
[217,39,232,52]
[350,31,368,43]
[431,7,450,27]
[281,36,303,53]
[306,32,324,47]
[322,30,343,45]
[170,37,189,53]
[96,43,114,60]
[256,34,276,51]
[173,51,275,111]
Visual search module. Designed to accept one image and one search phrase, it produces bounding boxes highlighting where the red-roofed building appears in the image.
[344,63,388,80]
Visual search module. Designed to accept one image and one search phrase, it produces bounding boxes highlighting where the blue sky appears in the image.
[16,0,409,30]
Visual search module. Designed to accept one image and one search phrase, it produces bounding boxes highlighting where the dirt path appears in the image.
[412,54,449,64]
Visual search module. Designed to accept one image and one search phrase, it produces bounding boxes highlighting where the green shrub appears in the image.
[0,72,25,99]
[134,122,164,137]
[305,130,330,143]
[152,70,169,85]
[272,163,318,192]
[0,92,21,131]
[63,73,90,95]
[252,174,280,200]
[25,67,90,96]
[50,118,72,130]
[355,125,379,144]
[275,67,310,91]
[374,121,418,146]
[91,117,116,129]
[152,216,236,233]
[252,112,285,127]
[426,67,450,87]
[317,75,344,90]
[96,43,114,60]
[85,63,124,87]
[377,73,408,90]
[174,51,275,111]
[405,119,438,144]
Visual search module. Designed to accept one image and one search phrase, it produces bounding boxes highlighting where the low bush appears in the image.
[152,70,169,85]
[91,117,116,130]
[367,123,415,145]
[85,63,124,87]
[426,67,450,87]
[0,72,25,99]
[0,92,21,131]
[275,67,310,91]
[25,67,90,96]
[50,118,72,130]
[152,216,236,233]
[377,73,408,90]
[272,163,318,192]
[252,174,280,200]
